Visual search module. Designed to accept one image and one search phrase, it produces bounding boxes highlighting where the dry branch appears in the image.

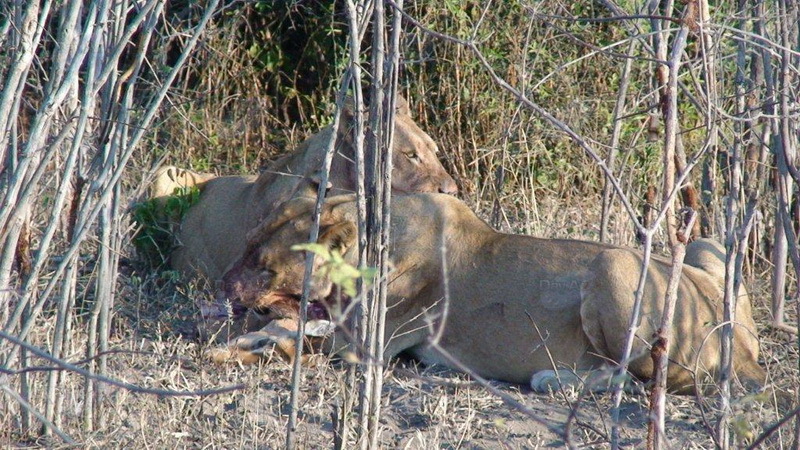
[600,39,637,244]
[0,0,221,437]
[336,2,370,447]
[647,210,695,450]
[285,79,352,450]
[0,382,75,444]
[0,330,245,397]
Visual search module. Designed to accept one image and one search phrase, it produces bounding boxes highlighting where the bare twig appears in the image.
[746,405,800,449]
[648,210,695,450]
[611,4,690,446]
[0,382,75,445]
[368,2,401,446]
[285,79,352,450]
[336,2,369,447]
[600,39,638,243]
[0,330,245,397]
[770,0,800,337]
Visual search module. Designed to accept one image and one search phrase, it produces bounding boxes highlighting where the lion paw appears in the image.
[530,370,585,393]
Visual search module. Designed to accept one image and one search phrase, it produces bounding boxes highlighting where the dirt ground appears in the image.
[97,281,797,449]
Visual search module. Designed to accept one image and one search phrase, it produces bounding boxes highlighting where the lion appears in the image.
[164,96,457,280]
[211,193,765,394]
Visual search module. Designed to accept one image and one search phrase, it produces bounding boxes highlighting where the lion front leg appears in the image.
[205,318,335,366]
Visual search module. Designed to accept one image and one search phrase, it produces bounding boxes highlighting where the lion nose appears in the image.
[438,177,458,195]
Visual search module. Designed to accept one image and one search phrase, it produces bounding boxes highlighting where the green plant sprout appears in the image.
[291,242,377,297]
[132,185,202,268]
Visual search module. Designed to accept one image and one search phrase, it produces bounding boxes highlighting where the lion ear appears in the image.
[318,194,358,226]
[395,95,410,116]
[340,94,407,117]
[318,221,357,255]
[308,171,333,192]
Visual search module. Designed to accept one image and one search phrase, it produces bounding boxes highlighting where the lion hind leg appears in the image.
[580,249,651,369]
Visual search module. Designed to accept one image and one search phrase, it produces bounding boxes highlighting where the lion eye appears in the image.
[405,151,419,161]
[261,269,276,278]
[253,306,271,316]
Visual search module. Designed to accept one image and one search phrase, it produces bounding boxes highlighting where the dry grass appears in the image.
[2,199,796,449]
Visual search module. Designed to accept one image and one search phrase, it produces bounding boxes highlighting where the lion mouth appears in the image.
[306,301,328,320]
[201,289,352,326]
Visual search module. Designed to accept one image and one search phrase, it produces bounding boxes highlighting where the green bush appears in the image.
[132,186,201,269]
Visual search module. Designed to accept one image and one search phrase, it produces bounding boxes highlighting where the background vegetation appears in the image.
[1,0,798,448]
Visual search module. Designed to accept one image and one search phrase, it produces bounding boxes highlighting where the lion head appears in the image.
[219,195,357,324]
[333,96,458,196]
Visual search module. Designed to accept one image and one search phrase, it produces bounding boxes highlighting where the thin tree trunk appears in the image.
[0,1,48,166]
[719,65,744,450]
[356,0,386,439]
[645,9,690,447]
[0,0,217,441]
[774,0,800,438]
[647,225,690,450]
[648,0,679,249]
[600,40,636,244]
[336,2,369,447]
[285,74,355,449]
[366,4,402,448]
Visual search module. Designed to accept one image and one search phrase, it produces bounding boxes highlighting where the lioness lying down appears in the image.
[212,193,765,394]
[165,97,457,279]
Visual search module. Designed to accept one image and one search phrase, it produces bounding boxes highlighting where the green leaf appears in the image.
[291,243,333,260]
[359,266,377,282]
[291,243,377,297]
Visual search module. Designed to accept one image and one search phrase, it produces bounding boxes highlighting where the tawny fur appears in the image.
[215,194,765,394]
